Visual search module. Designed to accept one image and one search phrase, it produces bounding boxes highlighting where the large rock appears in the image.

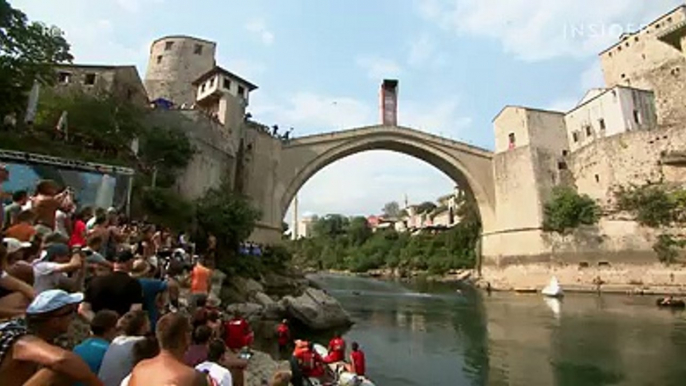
[263,272,307,298]
[226,302,264,323]
[251,291,275,307]
[282,287,353,330]
[244,350,290,386]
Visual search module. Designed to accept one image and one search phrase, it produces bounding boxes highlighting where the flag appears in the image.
[56,111,68,139]
[24,80,40,124]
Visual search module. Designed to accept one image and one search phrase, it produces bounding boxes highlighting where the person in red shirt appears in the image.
[324,333,346,363]
[349,342,366,377]
[224,311,254,351]
[276,319,290,355]
[69,207,92,248]
[298,342,326,379]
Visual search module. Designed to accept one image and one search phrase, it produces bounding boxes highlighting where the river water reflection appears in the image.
[308,273,686,386]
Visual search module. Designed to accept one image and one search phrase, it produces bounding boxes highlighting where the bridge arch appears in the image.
[277,125,495,232]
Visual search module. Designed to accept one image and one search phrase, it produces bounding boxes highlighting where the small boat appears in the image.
[656,297,686,308]
[541,276,564,298]
[310,344,376,386]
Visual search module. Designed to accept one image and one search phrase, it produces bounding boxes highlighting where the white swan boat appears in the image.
[541,276,564,298]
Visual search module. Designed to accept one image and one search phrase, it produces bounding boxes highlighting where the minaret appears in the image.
[292,195,299,240]
[404,193,409,209]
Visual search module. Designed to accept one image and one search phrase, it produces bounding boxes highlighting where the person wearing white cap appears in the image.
[0,289,103,386]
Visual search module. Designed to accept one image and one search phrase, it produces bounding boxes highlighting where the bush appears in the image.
[616,184,675,227]
[138,187,193,231]
[543,187,600,233]
[653,234,684,265]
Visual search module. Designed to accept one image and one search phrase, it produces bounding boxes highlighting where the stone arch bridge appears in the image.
[273,125,496,233]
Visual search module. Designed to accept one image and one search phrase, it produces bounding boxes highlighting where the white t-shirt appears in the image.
[195,361,233,386]
[99,335,146,386]
[32,261,67,294]
[55,210,69,238]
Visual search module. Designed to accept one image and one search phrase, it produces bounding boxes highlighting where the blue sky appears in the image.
[13,0,683,217]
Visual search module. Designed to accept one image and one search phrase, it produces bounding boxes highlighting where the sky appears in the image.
[12,0,684,218]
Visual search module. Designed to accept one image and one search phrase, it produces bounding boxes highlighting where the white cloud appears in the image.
[403,98,472,139]
[580,61,605,90]
[356,56,403,80]
[417,0,684,61]
[287,151,455,217]
[245,19,275,46]
[407,34,447,69]
[253,92,374,133]
[222,58,267,81]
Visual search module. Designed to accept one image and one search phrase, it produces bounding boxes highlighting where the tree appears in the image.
[194,187,262,257]
[0,1,73,119]
[348,216,372,246]
[417,201,437,214]
[543,186,600,233]
[312,214,349,239]
[138,125,195,187]
[382,201,401,218]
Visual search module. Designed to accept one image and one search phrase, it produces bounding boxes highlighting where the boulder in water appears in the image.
[282,288,353,330]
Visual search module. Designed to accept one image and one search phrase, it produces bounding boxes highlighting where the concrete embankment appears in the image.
[480,263,686,295]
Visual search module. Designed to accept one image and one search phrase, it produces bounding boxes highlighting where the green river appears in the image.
[308,273,686,386]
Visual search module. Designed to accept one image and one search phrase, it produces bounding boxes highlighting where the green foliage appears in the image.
[615,184,678,227]
[416,201,437,214]
[0,0,73,119]
[543,187,600,233]
[194,186,262,258]
[652,234,684,265]
[289,201,482,275]
[139,187,194,231]
[138,126,195,188]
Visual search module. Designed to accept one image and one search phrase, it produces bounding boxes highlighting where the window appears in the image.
[633,109,641,124]
[625,42,629,47]
[237,85,245,97]
[558,162,568,170]
[621,73,626,79]
[595,174,600,183]
[126,88,134,101]
[562,150,568,157]
[508,132,516,148]
[84,73,96,85]
[57,71,71,84]
[573,132,579,143]
[668,17,673,23]
[656,23,661,29]
[156,55,162,64]
[585,125,592,137]
[224,77,231,90]
[635,36,639,42]
[609,52,613,57]
[618,46,622,51]
[209,77,215,87]
[200,83,205,92]
[194,44,203,55]
[165,41,173,51]
[599,118,606,130]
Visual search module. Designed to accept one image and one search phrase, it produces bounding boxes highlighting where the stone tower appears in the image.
[144,35,217,107]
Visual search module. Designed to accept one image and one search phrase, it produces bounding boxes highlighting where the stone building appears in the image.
[144,35,217,107]
[565,86,657,152]
[599,5,686,127]
[192,66,258,138]
[53,64,148,107]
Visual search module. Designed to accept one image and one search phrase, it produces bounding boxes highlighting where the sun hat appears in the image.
[3,238,32,254]
[26,289,84,315]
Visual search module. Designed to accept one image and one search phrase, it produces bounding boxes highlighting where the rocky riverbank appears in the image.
[217,268,353,331]
[325,268,475,283]
[479,263,686,295]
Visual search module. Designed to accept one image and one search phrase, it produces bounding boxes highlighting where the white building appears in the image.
[565,86,657,152]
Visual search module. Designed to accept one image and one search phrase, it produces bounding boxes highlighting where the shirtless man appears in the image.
[128,313,211,386]
[0,289,102,386]
[32,180,69,236]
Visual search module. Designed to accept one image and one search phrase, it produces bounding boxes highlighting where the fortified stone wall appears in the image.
[146,110,236,200]
[144,36,217,106]
[569,124,686,204]
[241,127,283,244]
